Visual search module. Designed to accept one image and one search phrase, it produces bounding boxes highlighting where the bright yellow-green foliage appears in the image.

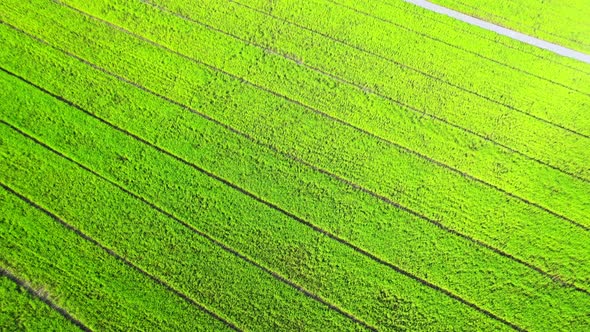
[0,0,589,330]
[0,185,234,331]
[429,0,590,53]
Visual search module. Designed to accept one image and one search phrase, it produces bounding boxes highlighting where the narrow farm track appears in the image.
[378,0,590,75]
[247,0,590,97]
[1,1,590,288]
[388,0,590,64]
[0,183,242,332]
[27,3,590,230]
[434,0,590,51]
[0,268,92,332]
[222,0,589,141]
[0,69,522,331]
[326,0,590,92]
[0,119,378,332]
[124,0,590,186]
[0,271,82,331]
[1,189,240,330]
[142,0,590,187]
[229,0,590,130]
[1,0,589,329]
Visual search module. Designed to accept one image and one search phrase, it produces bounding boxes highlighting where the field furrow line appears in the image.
[543,30,590,48]
[21,5,589,230]
[4,57,588,329]
[4,60,589,299]
[379,0,590,75]
[0,267,92,332]
[143,0,589,185]
[327,0,590,92]
[0,183,242,332]
[0,65,525,331]
[3,20,588,294]
[230,0,590,130]
[0,118,378,332]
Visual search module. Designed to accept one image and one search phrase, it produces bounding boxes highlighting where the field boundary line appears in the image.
[229,0,590,133]
[143,0,590,185]
[378,0,590,75]
[0,182,241,332]
[400,0,590,64]
[22,4,590,231]
[0,66,525,330]
[0,267,92,332]
[326,0,590,86]
[0,119,378,332]
[3,21,588,295]
[446,0,590,49]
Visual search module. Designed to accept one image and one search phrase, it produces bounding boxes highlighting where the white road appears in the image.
[403,0,590,64]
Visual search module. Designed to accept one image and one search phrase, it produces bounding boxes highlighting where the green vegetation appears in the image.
[429,0,590,53]
[0,0,588,330]
[0,112,377,330]
[98,0,590,219]
[331,0,590,73]
[6,0,589,284]
[0,187,233,331]
[81,0,590,182]
[234,0,590,127]
[0,59,507,331]
[0,273,80,331]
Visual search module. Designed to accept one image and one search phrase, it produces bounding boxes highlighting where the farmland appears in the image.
[428,0,590,53]
[0,0,589,330]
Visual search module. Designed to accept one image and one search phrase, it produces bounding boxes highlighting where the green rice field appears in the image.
[1,0,589,330]
[429,0,590,53]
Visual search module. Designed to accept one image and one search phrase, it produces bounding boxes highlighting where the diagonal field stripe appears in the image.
[403,0,590,64]
[0,118,378,332]
[0,268,93,332]
[0,66,523,331]
[26,2,590,229]
[0,183,242,331]
[1,13,588,294]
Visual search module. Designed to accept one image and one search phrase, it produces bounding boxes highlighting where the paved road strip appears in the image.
[403,0,590,64]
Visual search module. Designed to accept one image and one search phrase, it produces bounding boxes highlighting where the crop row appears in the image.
[358,0,590,75]
[0,121,378,330]
[0,187,232,331]
[0,269,82,331]
[69,0,590,223]
[0,70,511,330]
[428,0,590,53]
[92,0,590,184]
[4,0,588,280]
[105,0,590,183]
[233,0,590,131]
[1,19,589,331]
